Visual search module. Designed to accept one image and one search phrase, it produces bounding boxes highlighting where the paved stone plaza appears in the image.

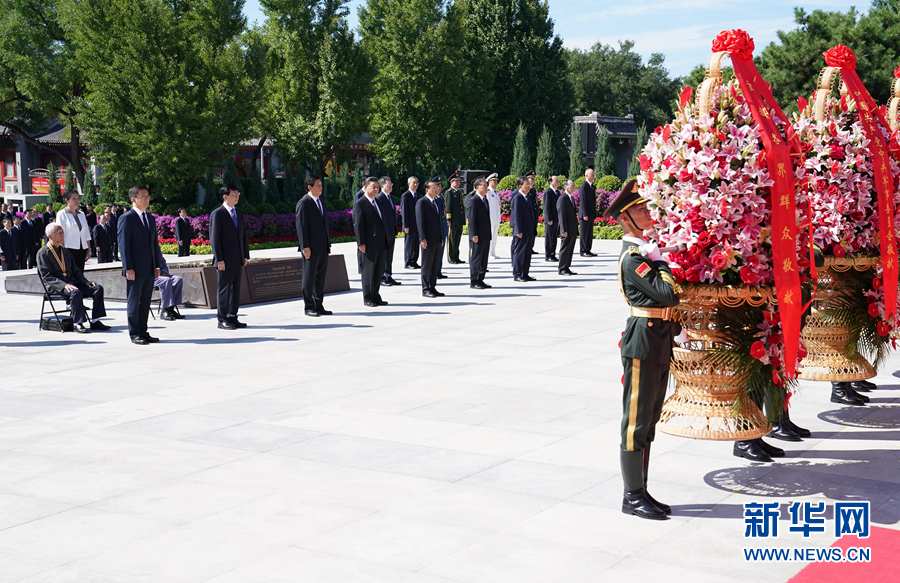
[1,238,898,582]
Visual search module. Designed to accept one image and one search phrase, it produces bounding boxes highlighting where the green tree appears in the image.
[595,126,616,177]
[629,124,649,177]
[510,122,530,177]
[203,171,218,211]
[458,0,574,171]
[0,0,89,188]
[47,162,62,204]
[265,167,279,205]
[535,125,553,179]
[65,166,76,193]
[567,40,681,132]
[569,126,586,180]
[223,158,243,193]
[282,165,298,204]
[70,0,265,202]
[248,168,265,205]
[260,0,372,176]
[360,0,478,167]
[83,165,97,204]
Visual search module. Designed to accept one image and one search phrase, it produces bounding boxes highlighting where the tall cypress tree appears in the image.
[47,162,62,205]
[64,166,76,193]
[629,124,649,177]
[535,126,553,179]
[223,158,243,194]
[283,165,298,205]
[204,172,218,211]
[265,167,279,205]
[595,126,617,177]
[568,126,586,179]
[510,122,530,177]
[248,167,265,205]
[83,165,97,205]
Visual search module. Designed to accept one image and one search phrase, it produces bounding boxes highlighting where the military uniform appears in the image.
[445,173,465,263]
[605,179,680,520]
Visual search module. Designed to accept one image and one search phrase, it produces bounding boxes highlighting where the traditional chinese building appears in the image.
[571,113,640,179]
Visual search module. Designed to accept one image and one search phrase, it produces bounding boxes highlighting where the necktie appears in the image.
[141,212,151,239]
[316,197,324,218]
[231,207,238,230]
[372,198,382,219]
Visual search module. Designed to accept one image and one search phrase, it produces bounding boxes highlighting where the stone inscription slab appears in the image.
[245,260,304,300]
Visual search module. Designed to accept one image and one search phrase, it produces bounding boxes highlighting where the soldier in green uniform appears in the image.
[603,179,681,521]
[445,172,466,264]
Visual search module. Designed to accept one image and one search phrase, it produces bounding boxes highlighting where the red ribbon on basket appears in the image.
[712,30,803,377]
[824,45,898,320]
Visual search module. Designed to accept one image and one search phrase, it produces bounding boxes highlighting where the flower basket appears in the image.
[658,285,772,440]
[798,257,878,381]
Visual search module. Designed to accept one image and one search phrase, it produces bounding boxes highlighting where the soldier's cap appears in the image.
[486,173,498,182]
[431,175,442,183]
[525,171,536,178]
[449,172,461,182]
[602,179,648,219]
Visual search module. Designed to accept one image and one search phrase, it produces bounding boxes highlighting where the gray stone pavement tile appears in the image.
[458,459,609,500]
[0,493,72,531]
[187,452,344,491]
[108,411,242,440]
[14,563,154,583]
[586,558,757,583]
[181,421,321,452]
[420,532,621,583]
[206,547,413,583]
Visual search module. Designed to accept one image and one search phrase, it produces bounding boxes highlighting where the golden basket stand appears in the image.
[798,257,878,381]
[657,285,773,441]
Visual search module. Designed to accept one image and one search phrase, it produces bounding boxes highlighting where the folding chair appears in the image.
[38,269,73,332]
[150,282,162,319]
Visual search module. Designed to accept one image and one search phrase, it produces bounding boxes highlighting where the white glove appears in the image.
[639,243,663,262]
[674,329,689,343]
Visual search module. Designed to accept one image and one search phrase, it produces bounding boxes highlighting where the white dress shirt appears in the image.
[57,207,91,250]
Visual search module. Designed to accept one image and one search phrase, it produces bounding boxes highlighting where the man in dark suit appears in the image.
[85,204,98,231]
[175,208,192,257]
[353,176,390,307]
[416,179,444,298]
[400,176,421,269]
[434,177,448,279]
[510,177,536,282]
[119,185,164,345]
[41,203,55,227]
[445,173,465,264]
[579,168,597,256]
[210,185,250,329]
[524,171,539,254]
[21,210,37,268]
[557,179,579,276]
[38,223,110,333]
[543,175,560,262]
[296,173,332,317]
[466,177,492,289]
[0,217,20,270]
[376,176,401,286]
[12,216,26,270]
[353,187,366,275]
[93,214,112,263]
[106,205,119,261]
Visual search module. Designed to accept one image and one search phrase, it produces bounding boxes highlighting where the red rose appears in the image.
[697,231,711,247]
[826,185,839,198]
[688,140,701,152]
[671,267,685,283]
[712,29,755,61]
[740,267,757,285]
[750,341,766,360]
[823,45,857,70]
[832,243,846,258]
[770,356,781,369]
[868,303,880,317]
[829,144,845,160]
[685,268,701,283]
[800,140,813,154]
[678,169,692,182]
[867,295,876,304]
[769,333,782,345]
[711,252,729,270]
[815,179,827,193]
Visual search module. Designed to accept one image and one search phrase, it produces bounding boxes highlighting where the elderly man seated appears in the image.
[37,223,111,334]
[155,255,186,321]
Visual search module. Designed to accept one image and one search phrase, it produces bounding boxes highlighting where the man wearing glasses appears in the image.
[118,185,163,345]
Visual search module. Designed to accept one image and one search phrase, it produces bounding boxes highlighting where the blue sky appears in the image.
[242,0,862,79]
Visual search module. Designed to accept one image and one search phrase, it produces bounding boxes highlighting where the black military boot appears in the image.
[753,438,784,458]
[847,386,870,403]
[781,409,810,438]
[642,444,671,515]
[767,421,801,442]
[850,379,876,392]
[621,449,667,520]
[831,382,866,406]
[733,440,773,462]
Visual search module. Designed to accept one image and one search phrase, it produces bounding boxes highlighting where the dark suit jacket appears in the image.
[400,189,419,233]
[353,195,389,257]
[375,192,397,235]
[578,180,597,221]
[416,196,443,246]
[31,217,44,246]
[354,189,365,203]
[118,209,163,278]
[85,211,98,230]
[526,188,539,224]
[558,192,578,234]
[466,194,492,242]
[0,228,19,262]
[41,211,55,225]
[543,187,559,224]
[92,224,111,254]
[174,216,192,245]
[107,213,118,242]
[37,244,89,291]
[296,194,331,256]
[20,221,34,252]
[510,191,535,236]
[13,225,27,257]
[209,205,250,268]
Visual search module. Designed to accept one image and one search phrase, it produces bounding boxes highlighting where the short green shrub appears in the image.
[497,175,518,191]
[596,175,622,192]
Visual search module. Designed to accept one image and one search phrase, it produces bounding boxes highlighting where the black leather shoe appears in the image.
[437,274,448,279]
[90,321,111,331]
[412,263,421,269]
[580,252,590,257]
[387,277,401,285]
[768,423,802,442]
[317,308,333,315]
[143,334,159,343]
[644,491,671,515]
[218,320,237,330]
[405,264,417,270]
[550,255,559,261]
[733,440,773,462]
[852,379,876,392]
[231,319,247,328]
[131,336,149,345]
[305,309,320,317]
[376,300,389,306]
[831,382,865,406]
[524,275,536,281]
[587,251,597,257]
[514,277,527,282]
[160,311,176,321]
[423,291,437,298]
[480,282,492,288]
[545,257,554,262]
[782,412,810,438]
[381,279,393,286]
[171,308,185,319]
[530,250,537,255]
[432,290,445,297]
[847,387,870,403]
[622,489,668,520]
[74,323,91,334]
[470,283,488,289]
[754,438,785,458]
[364,301,379,307]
